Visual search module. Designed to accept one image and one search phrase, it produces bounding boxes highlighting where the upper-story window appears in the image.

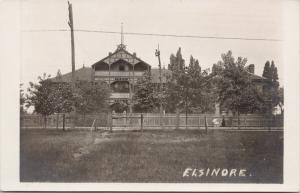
[119,65,125,71]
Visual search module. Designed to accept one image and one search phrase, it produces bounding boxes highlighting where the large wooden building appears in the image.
[91,44,150,105]
[55,42,268,114]
[55,43,170,111]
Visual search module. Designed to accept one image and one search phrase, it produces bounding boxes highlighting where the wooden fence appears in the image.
[111,113,283,130]
[20,113,283,130]
[20,113,109,129]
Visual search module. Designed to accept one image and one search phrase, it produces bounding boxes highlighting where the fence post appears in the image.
[176,109,180,129]
[268,115,272,131]
[62,114,65,131]
[237,112,240,130]
[198,115,200,130]
[205,116,208,134]
[56,113,59,129]
[185,113,188,130]
[109,112,113,132]
[141,114,143,132]
[44,115,47,129]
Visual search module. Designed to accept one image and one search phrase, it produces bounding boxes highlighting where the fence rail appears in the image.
[20,113,283,130]
[20,113,109,129]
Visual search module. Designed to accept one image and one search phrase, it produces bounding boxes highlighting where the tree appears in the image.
[278,87,284,114]
[186,56,215,113]
[26,73,55,128]
[216,51,264,127]
[74,80,111,116]
[165,49,215,113]
[168,47,185,71]
[262,60,281,114]
[51,82,73,114]
[262,61,272,80]
[20,84,26,114]
[165,48,187,113]
[271,61,279,82]
[133,70,159,112]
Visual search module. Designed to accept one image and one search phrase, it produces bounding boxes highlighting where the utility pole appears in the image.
[184,67,188,129]
[155,45,163,129]
[68,1,76,130]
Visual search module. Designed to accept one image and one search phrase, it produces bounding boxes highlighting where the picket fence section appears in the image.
[111,113,283,129]
[20,113,109,129]
[20,113,283,130]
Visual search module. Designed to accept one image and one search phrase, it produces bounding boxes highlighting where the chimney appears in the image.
[109,52,112,55]
[133,52,136,57]
[247,64,255,74]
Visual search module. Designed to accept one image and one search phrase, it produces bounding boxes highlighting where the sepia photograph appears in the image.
[0,0,299,191]
[20,0,284,183]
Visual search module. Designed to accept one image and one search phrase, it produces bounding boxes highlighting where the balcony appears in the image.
[95,71,144,77]
[110,93,130,99]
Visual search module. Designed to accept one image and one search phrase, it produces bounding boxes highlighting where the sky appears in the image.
[20,0,284,87]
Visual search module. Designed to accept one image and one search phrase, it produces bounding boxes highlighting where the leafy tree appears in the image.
[74,80,111,116]
[165,49,215,113]
[26,73,111,127]
[165,48,187,112]
[186,56,215,113]
[216,51,264,127]
[212,63,224,75]
[26,73,55,128]
[262,61,272,79]
[278,87,284,114]
[20,83,26,114]
[262,60,281,113]
[51,82,73,114]
[271,61,279,82]
[133,70,159,112]
[168,47,185,71]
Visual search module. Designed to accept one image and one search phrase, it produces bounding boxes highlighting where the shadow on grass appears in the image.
[20,129,283,183]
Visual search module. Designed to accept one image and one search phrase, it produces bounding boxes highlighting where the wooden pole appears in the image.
[155,45,164,129]
[205,116,208,134]
[141,114,143,132]
[108,64,111,85]
[56,113,59,129]
[91,119,96,131]
[109,112,113,132]
[176,109,180,130]
[68,1,76,130]
[185,87,188,130]
[237,111,240,130]
[62,114,65,131]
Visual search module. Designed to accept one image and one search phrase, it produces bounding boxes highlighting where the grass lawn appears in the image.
[20,129,283,183]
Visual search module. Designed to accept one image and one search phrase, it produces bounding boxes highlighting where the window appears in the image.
[119,65,125,71]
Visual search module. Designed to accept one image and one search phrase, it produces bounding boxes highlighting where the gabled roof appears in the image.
[92,46,151,67]
[52,66,171,84]
[245,71,267,81]
[52,66,92,82]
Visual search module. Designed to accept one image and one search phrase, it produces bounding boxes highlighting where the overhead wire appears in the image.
[21,29,282,42]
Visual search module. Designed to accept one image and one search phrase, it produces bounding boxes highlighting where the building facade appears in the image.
[91,44,151,107]
[55,43,268,114]
[55,43,169,112]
